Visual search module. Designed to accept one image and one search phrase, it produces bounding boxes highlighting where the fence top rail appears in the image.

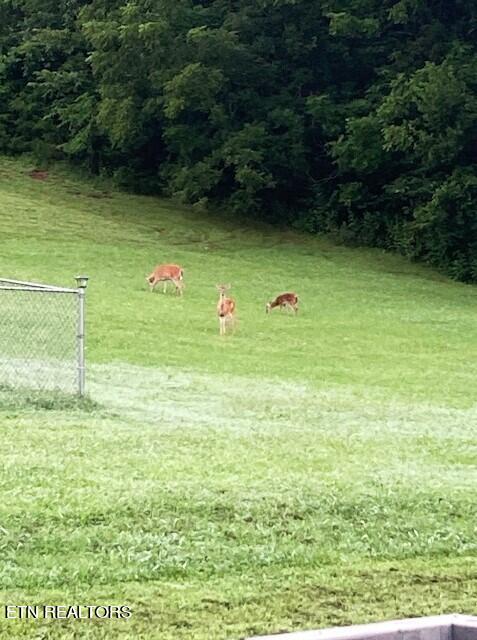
[0,285,78,293]
[0,278,77,293]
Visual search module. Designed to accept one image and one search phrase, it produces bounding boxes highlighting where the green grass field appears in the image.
[1,156,477,639]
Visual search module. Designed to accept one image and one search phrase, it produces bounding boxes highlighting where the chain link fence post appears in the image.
[75,276,89,396]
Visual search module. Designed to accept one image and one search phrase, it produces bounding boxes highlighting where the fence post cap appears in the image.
[75,275,89,289]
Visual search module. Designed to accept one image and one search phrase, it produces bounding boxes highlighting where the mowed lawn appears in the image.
[0,156,477,639]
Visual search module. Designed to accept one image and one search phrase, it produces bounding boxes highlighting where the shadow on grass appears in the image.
[0,385,100,412]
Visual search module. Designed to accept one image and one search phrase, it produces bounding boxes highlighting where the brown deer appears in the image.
[216,284,236,335]
[266,292,298,315]
[146,264,184,295]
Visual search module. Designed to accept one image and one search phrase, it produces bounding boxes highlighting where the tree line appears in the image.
[1,0,476,281]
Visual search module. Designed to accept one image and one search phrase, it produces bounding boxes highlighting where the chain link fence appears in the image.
[0,277,88,395]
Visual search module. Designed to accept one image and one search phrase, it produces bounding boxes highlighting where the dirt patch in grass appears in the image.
[28,169,49,180]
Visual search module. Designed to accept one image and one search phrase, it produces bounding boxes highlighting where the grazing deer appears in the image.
[216,284,236,335]
[266,292,299,315]
[146,264,184,295]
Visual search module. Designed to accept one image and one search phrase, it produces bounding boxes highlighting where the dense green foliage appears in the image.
[1,0,476,279]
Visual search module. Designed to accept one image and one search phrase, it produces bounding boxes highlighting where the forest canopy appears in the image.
[1,0,476,281]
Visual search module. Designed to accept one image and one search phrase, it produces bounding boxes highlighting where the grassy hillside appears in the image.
[0,157,476,639]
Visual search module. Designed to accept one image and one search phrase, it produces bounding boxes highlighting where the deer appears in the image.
[216,284,236,335]
[146,264,184,295]
[266,292,299,315]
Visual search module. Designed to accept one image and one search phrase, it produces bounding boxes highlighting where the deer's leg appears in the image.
[163,281,167,294]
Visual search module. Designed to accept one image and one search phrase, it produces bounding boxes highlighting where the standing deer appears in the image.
[216,284,236,335]
[266,292,299,315]
[146,264,184,295]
